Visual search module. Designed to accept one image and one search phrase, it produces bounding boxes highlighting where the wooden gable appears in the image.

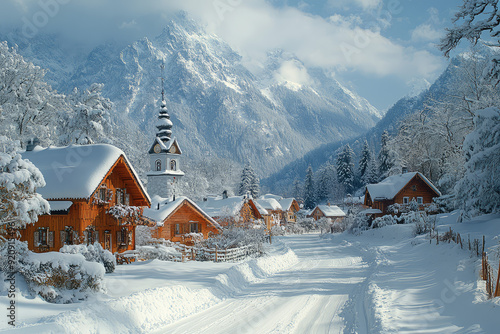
[393,174,440,205]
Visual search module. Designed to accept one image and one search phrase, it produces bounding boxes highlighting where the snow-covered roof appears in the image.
[48,201,73,211]
[22,144,149,202]
[366,172,441,200]
[261,194,282,201]
[359,208,383,215]
[143,196,221,229]
[197,196,247,217]
[148,137,182,155]
[279,198,295,211]
[316,205,346,217]
[253,201,269,216]
[256,198,282,211]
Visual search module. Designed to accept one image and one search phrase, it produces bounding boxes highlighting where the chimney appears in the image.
[222,190,228,199]
[26,138,40,151]
[402,166,408,174]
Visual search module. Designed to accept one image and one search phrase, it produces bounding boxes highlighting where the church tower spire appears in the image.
[146,62,184,201]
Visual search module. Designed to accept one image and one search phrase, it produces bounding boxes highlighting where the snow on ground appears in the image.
[1,212,499,333]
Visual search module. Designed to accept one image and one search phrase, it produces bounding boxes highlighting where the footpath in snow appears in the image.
[1,212,499,333]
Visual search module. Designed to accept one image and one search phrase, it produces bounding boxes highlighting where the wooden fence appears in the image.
[431,227,500,299]
[147,240,261,263]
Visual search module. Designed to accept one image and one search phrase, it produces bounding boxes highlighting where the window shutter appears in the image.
[95,230,99,243]
[125,193,130,206]
[117,231,122,244]
[60,231,66,245]
[34,231,40,247]
[84,230,88,244]
[128,231,133,245]
[48,231,54,248]
[73,231,79,244]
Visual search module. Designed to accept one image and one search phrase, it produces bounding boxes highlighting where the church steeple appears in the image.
[156,63,173,143]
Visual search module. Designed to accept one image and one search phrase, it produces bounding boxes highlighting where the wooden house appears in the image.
[19,144,151,254]
[308,204,346,221]
[256,198,283,227]
[143,196,221,245]
[278,198,300,223]
[364,172,441,217]
[197,195,265,227]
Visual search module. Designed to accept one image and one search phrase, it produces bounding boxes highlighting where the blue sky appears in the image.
[0,0,467,111]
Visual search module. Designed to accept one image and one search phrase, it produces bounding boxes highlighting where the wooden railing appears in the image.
[147,239,261,262]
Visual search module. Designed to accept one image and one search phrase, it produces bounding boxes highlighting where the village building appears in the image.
[256,197,283,226]
[142,83,220,243]
[363,171,441,217]
[308,204,346,221]
[19,144,151,254]
[278,198,300,224]
[143,196,220,245]
[197,195,266,227]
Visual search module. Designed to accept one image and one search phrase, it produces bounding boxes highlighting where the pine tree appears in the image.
[238,163,259,198]
[363,153,379,185]
[303,166,316,210]
[315,162,336,203]
[378,131,400,180]
[358,140,371,183]
[337,144,355,194]
[292,178,302,201]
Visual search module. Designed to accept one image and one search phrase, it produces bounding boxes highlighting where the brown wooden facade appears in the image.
[364,173,440,217]
[17,156,150,254]
[150,200,220,245]
[282,199,300,223]
[214,200,264,227]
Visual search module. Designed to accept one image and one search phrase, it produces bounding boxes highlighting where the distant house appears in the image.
[278,198,300,223]
[364,172,441,217]
[18,144,151,254]
[256,198,283,227]
[143,196,221,245]
[309,204,346,221]
[197,195,265,227]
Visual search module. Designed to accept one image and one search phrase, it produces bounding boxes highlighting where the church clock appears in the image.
[154,144,161,154]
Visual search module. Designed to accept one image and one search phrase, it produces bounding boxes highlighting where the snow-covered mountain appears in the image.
[3,12,381,177]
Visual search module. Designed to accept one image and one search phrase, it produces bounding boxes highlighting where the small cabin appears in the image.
[256,198,283,227]
[18,144,151,254]
[308,204,346,221]
[197,196,265,227]
[364,172,441,217]
[143,196,221,245]
[278,198,300,223]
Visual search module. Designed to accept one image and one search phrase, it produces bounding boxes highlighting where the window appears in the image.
[412,185,417,191]
[36,228,48,246]
[155,159,162,171]
[403,197,409,204]
[125,193,130,206]
[61,227,74,245]
[170,159,176,171]
[116,189,124,205]
[117,228,128,245]
[190,223,199,233]
[99,187,107,201]
[175,224,180,235]
[417,197,423,204]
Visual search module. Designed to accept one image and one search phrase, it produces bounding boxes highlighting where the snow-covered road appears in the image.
[155,234,374,334]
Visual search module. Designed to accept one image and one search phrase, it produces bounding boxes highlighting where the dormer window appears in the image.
[170,159,176,171]
[155,159,162,171]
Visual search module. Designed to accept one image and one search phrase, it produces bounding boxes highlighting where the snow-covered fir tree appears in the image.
[315,161,337,203]
[362,153,379,185]
[378,131,400,180]
[336,144,355,195]
[292,178,303,201]
[0,136,49,229]
[454,107,500,215]
[238,163,259,198]
[358,140,371,185]
[303,166,315,210]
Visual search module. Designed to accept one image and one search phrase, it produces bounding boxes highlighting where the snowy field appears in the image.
[1,212,499,333]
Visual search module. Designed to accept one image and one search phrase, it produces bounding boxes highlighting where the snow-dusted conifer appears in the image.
[0,136,49,228]
[378,131,400,180]
[303,166,315,210]
[239,163,259,198]
[454,107,500,215]
[336,144,355,194]
[358,140,371,184]
[363,154,379,185]
[315,162,336,203]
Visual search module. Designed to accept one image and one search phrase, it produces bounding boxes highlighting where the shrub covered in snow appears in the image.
[346,213,370,235]
[371,215,397,229]
[60,242,116,273]
[0,240,104,303]
[204,226,268,249]
[136,225,155,246]
[136,244,181,261]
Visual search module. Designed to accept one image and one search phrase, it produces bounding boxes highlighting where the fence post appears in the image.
[436,230,439,245]
[215,245,218,262]
[494,258,500,297]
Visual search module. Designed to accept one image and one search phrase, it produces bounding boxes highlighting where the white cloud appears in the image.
[274,60,313,86]
[411,23,442,42]
[327,0,382,10]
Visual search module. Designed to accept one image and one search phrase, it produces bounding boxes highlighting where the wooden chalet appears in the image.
[308,204,346,221]
[364,171,441,217]
[278,198,300,223]
[256,198,283,228]
[197,195,265,227]
[143,196,221,245]
[19,144,151,254]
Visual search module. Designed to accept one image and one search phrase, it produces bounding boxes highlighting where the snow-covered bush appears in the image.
[60,243,116,274]
[204,226,267,249]
[136,225,155,246]
[371,215,397,229]
[0,240,104,303]
[136,244,181,261]
[345,213,370,234]
[297,217,317,232]
[0,136,49,229]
